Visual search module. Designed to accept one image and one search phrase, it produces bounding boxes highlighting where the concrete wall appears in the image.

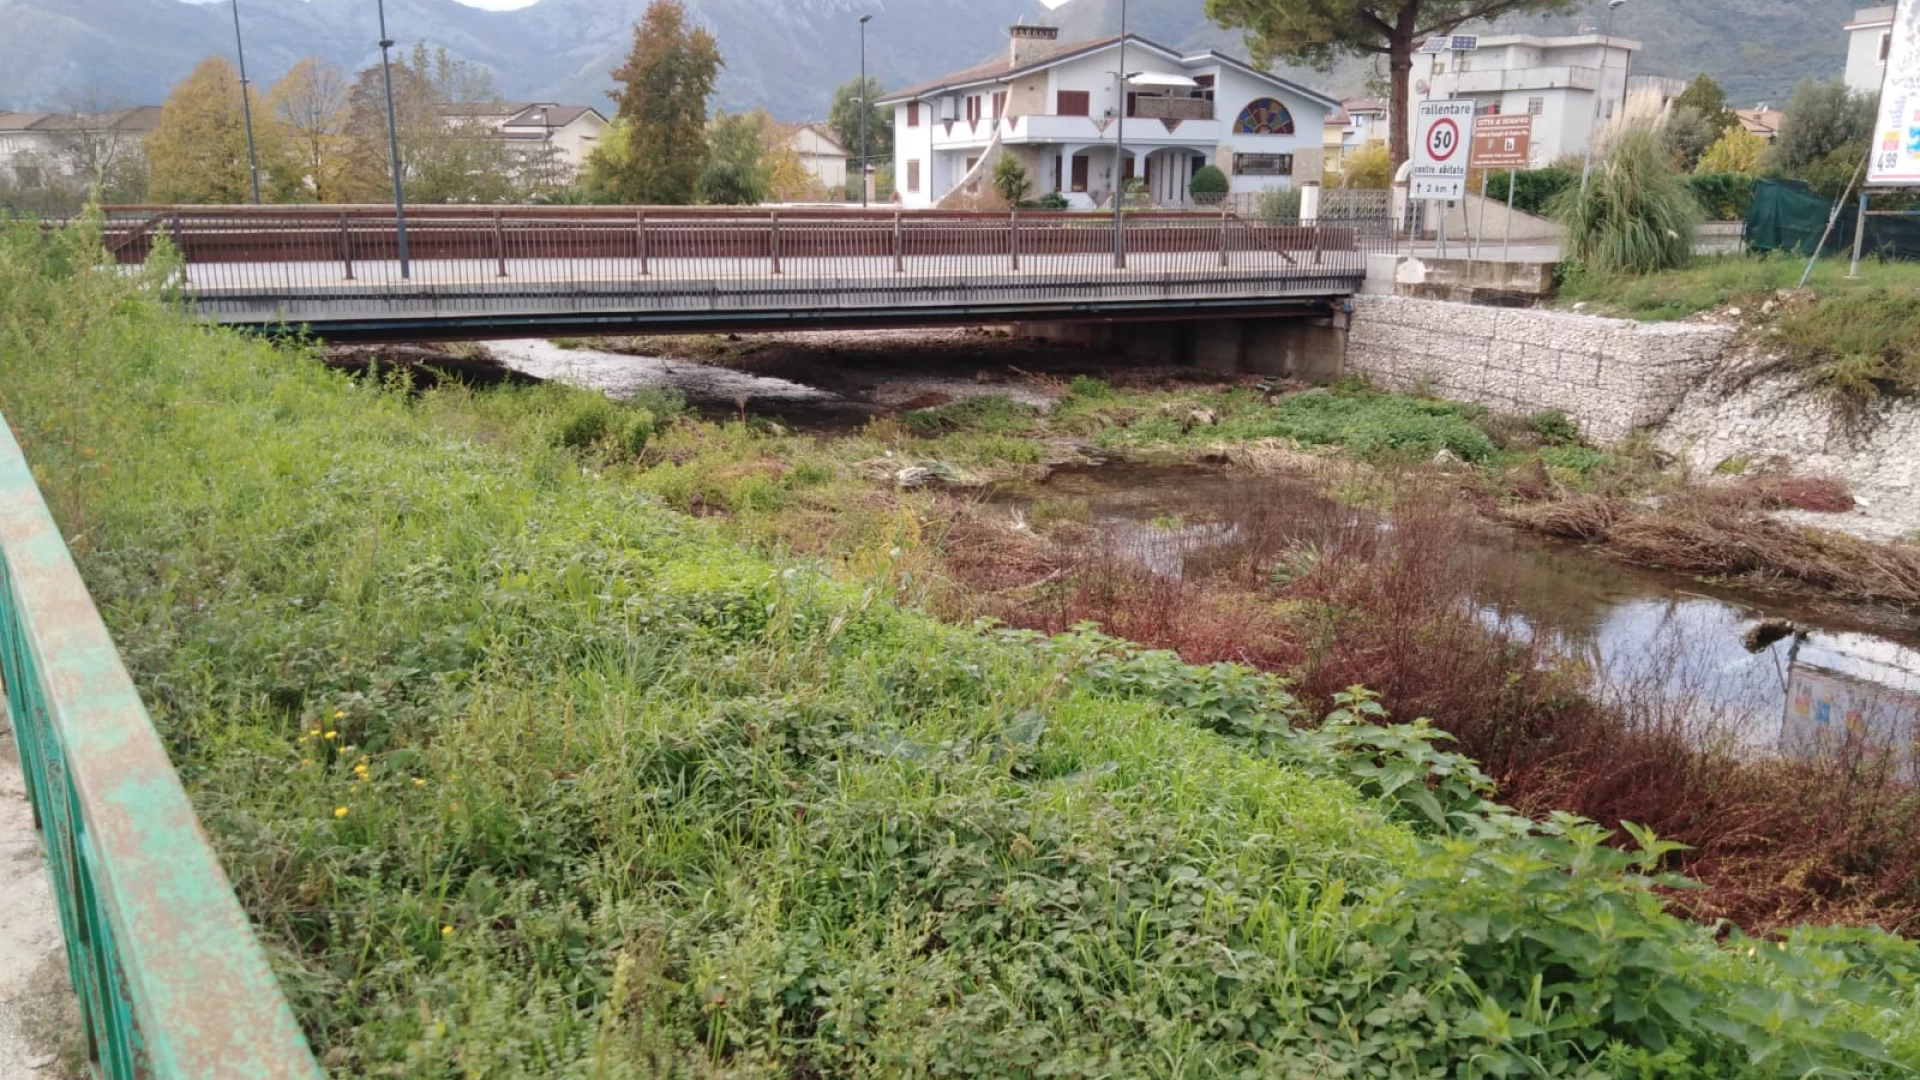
[1345,295,1733,442]
[1429,193,1561,244]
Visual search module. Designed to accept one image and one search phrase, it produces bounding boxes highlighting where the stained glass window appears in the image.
[1234,98,1295,135]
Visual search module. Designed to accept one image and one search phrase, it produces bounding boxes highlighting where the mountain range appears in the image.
[0,0,1858,121]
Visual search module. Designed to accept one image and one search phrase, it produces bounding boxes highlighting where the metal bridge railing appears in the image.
[0,416,322,1078]
[78,206,1389,324]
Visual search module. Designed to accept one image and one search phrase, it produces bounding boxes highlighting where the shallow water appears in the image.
[1001,464,1920,760]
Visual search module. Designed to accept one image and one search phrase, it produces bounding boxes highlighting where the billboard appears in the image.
[1868,0,1920,186]
[1783,661,1920,768]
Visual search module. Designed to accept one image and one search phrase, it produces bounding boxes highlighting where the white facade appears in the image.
[444,102,608,183]
[1846,6,1896,94]
[0,107,158,187]
[881,28,1336,210]
[1408,34,1638,169]
[788,124,852,191]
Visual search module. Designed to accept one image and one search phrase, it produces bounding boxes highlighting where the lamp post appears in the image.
[376,0,411,280]
[229,0,262,203]
[1113,0,1128,269]
[1578,0,1628,196]
[860,14,873,206]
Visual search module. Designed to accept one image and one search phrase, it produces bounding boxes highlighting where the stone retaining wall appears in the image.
[1344,296,1734,442]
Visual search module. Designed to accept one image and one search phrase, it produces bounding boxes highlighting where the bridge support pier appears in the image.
[1027,313,1348,383]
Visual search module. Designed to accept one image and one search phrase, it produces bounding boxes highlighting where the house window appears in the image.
[1477,101,1501,115]
[907,159,921,192]
[1071,154,1090,192]
[1233,98,1295,135]
[1232,153,1292,176]
[907,102,920,127]
[1603,100,1615,120]
[1882,31,1893,62]
[1527,96,1544,115]
[1057,90,1090,116]
[992,92,1007,120]
[965,96,982,124]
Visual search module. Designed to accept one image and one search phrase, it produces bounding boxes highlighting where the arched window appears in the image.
[1234,98,1296,135]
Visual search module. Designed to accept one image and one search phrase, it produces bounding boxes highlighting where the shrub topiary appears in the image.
[1189,165,1229,201]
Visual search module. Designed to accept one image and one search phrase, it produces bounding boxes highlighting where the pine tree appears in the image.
[590,0,723,205]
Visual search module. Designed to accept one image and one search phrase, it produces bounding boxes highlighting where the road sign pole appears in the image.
[1437,199,1447,258]
[1503,168,1516,262]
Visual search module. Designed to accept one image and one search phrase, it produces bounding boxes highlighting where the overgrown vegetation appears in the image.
[8,221,1920,1075]
[1553,128,1700,276]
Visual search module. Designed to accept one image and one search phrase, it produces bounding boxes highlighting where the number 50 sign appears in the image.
[1412,100,1476,200]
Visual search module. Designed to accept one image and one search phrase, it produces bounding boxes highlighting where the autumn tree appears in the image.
[1672,74,1739,137]
[763,124,821,202]
[339,44,517,204]
[147,56,292,202]
[828,77,891,174]
[1205,0,1579,170]
[1696,125,1764,175]
[268,58,349,202]
[589,0,722,204]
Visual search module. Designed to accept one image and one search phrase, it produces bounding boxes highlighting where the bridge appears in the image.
[94,205,1392,342]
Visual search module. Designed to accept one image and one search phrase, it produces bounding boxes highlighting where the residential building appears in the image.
[0,106,159,187]
[1324,98,1389,165]
[1734,107,1785,143]
[878,25,1337,210]
[439,102,608,182]
[787,123,852,191]
[1408,33,1638,169]
[1845,6,1896,94]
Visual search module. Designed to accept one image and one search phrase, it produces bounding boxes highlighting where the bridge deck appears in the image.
[94,206,1391,340]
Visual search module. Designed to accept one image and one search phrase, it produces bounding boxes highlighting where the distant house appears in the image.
[787,124,852,191]
[1845,6,1896,94]
[1324,98,1388,165]
[878,24,1337,210]
[0,106,159,187]
[1734,107,1785,143]
[1409,33,1639,169]
[439,102,608,182]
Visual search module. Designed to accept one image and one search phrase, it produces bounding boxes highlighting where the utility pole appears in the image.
[1578,0,1628,196]
[230,0,262,203]
[860,14,873,206]
[376,0,411,280]
[1113,0,1128,269]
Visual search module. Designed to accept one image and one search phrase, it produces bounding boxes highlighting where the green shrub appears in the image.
[1258,186,1302,224]
[1189,164,1229,200]
[1485,168,1577,215]
[1686,172,1756,220]
[902,394,1038,436]
[552,399,614,449]
[1529,410,1580,445]
[1551,129,1699,275]
[1066,375,1111,399]
[1035,190,1070,211]
[990,154,1028,205]
[623,408,656,457]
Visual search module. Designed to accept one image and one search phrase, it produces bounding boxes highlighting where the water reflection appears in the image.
[1002,464,1920,766]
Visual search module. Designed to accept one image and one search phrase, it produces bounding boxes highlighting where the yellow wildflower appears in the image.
[412,778,426,787]
[333,710,346,720]
[333,806,349,819]
[441,925,453,937]
[323,730,338,740]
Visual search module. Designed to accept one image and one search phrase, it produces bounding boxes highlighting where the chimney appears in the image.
[1010,24,1061,68]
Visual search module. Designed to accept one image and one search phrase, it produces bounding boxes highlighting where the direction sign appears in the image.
[1470,114,1533,169]
[1412,100,1476,200]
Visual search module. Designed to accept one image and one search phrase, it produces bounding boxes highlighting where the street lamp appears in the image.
[1578,0,1628,195]
[229,0,262,203]
[859,14,873,206]
[1113,0,1128,269]
[376,0,411,280]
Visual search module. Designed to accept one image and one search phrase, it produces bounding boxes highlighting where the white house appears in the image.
[440,102,608,182]
[0,106,159,187]
[1845,6,1896,94]
[1324,97,1389,165]
[878,25,1337,210]
[1408,33,1638,169]
[787,124,852,191]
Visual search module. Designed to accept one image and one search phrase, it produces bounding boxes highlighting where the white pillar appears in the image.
[1300,180,1321,225]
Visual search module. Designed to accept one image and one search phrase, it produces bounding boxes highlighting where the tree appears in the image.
[1671,74,1737,135]
[1659,106,1719,172]
[699,110,768,205]
[1767,78,1876,181]
[1335,143,1392,188]
[1696,125,1764,175]
[828,77,891,175]
[267,58,348,202]
[147,56,289,203]
[991,154,1029,205]
[591,0,722,204]
[338,44,517,204]
[44,87,149,202]
[762,124,819,203]
[1206,0,1578,170]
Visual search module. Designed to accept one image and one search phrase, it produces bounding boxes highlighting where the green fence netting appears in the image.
[1746,178,1920,259]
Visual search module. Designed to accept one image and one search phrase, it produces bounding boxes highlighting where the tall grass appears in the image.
[2,219,1918,1075]
[1552,128,1700,276]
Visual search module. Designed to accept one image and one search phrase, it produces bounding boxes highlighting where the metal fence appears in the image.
[0,415,322,1079]
[77,205,1391,331]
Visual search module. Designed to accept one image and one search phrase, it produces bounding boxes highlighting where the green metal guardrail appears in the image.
[0,416,323,1078]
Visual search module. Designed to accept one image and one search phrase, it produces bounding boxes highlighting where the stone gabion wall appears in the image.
[1344,296,1734,443]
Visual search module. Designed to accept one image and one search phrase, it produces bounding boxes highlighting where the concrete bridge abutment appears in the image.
[1026,313,1350,382]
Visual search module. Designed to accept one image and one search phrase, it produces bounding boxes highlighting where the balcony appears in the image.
[1436,65,1600,94]
[1008,113,1222,146]
[1130,97,1214,121]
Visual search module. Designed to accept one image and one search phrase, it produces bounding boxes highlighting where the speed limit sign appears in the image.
[1412,100,1475,200]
